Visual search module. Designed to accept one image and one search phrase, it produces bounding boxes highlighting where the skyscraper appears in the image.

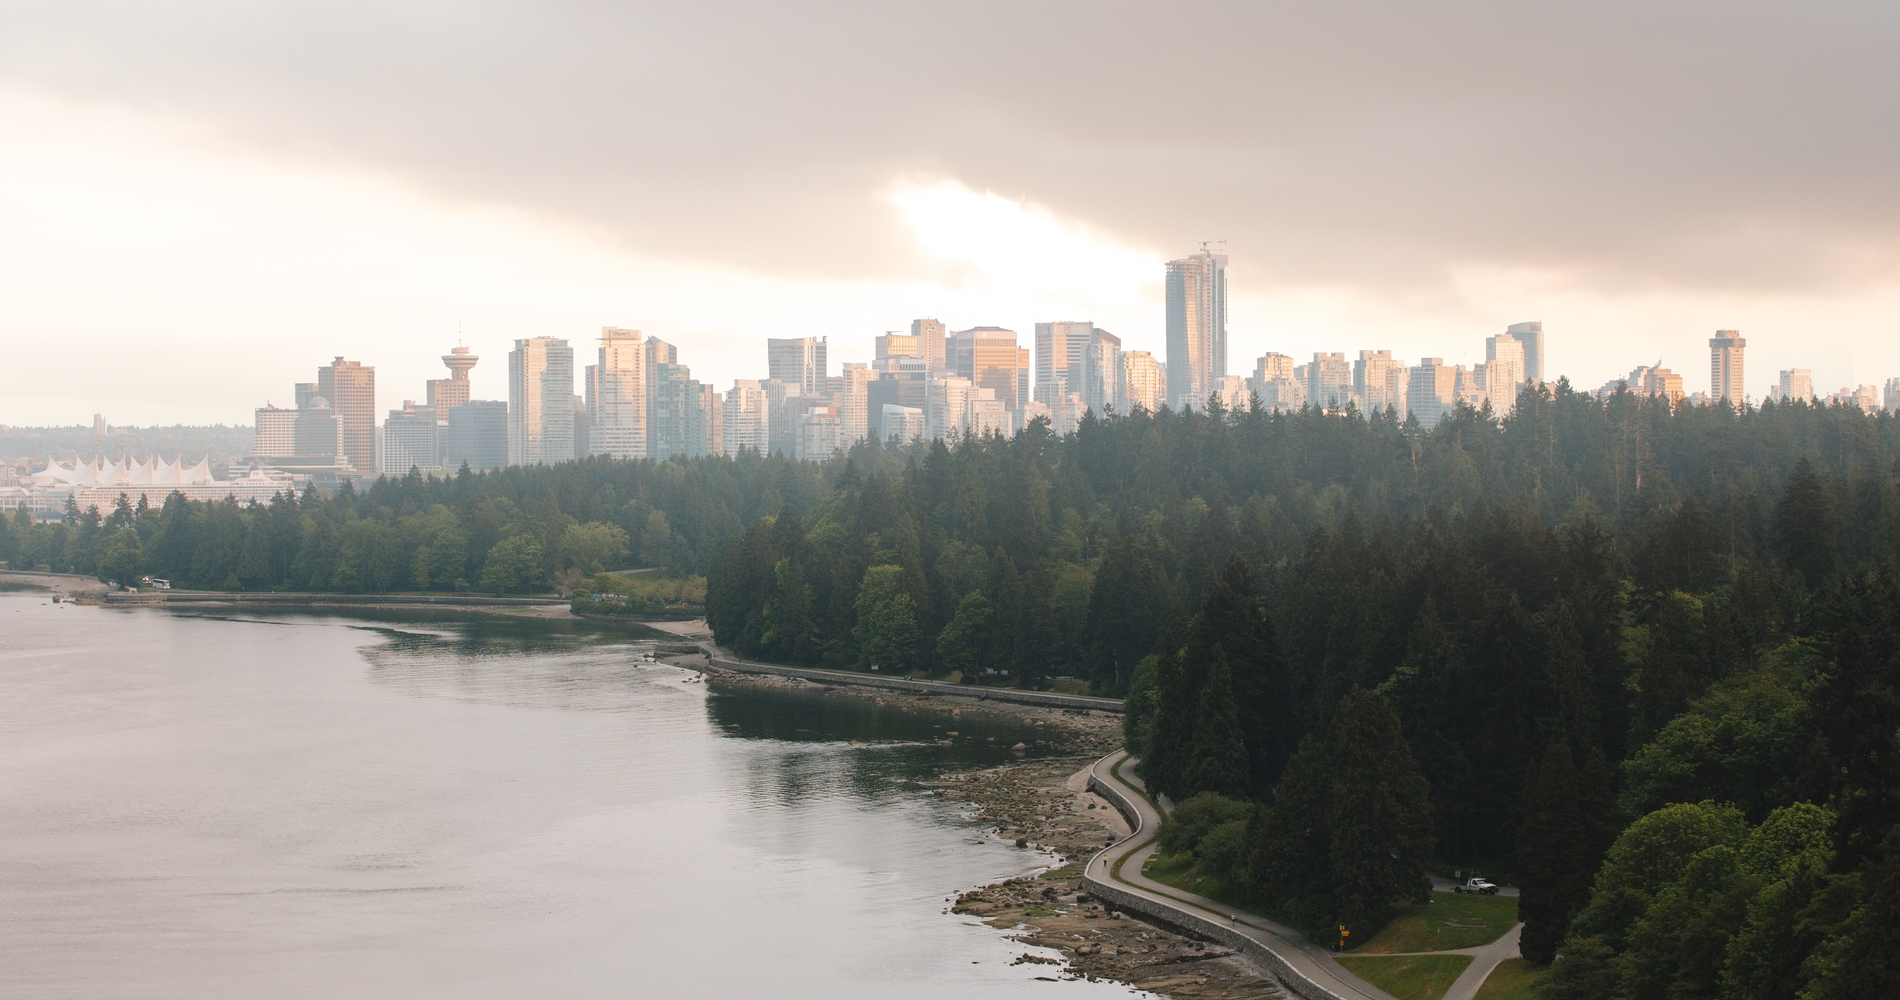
[591,327,646,459]
[767,336,828,395]
[445,401,508,470]
[1355,350,1406,415]
[1508,321,1545,383]
[1123,351,1163,413]
[317,357,376,473]
[950,327,1021,413]
[1409,359,1456,428]
[1776,369,1814,404]
[427,346,478,413]
[1307,353,1352,410]
[874,332,921,361]
[1034,321,1093,402]
[1165,249,1227,410]
[1079,328,1123,415]
[1484,332,1527,414]
[1710,330,1746,405]
[911,319,948,371]
[722,381,769,456]
[382,401,440,473]
[507,337,575,466]
[838,363,876,445]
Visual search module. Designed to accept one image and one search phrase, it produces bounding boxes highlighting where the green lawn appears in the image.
[1336,954,1473,1000]
[1139,852,1243,905]
[1474,958,1548,1000]
[1355,893,1518,953]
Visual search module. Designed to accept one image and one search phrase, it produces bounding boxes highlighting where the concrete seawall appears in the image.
[1084,762,1347,1000]
[693,646,1124,714]
[99,592,569,608]
[1081,750,1392,1000]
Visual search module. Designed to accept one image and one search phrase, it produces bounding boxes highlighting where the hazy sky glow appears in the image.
[2,2,1897,424]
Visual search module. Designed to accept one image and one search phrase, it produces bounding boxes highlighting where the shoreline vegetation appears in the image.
[18,388,1900,998]
[659,649,1289,998]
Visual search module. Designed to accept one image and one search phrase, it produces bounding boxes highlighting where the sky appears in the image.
[2,0,1898,426]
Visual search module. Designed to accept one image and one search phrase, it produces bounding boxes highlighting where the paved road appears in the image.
[1082,750,1398,1000]
[1082,750,1525,1000]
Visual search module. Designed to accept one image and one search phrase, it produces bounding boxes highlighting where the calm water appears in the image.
[0,592,1128,999]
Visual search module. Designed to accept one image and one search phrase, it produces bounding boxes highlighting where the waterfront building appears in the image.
[507,337,575,466]
[317,357,376,474]
[427,346,478,414]
[445,401,508,470]
[382,401,440,474]
[723,380,769,456]
[294,382,319,410]
[767,336,828,396]
[253,405,299,458]
[1710,331,1746,405]
[867,362,929,442]
[1455,365,1488,410]
[1409,359,1456,427]
[1165,249,1227,410]
[1123,351,1164,412]
[1508,321,1545,382]
[950,327,1020,414]
[1887,377,1900,413]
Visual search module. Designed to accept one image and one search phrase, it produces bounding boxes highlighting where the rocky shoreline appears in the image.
[669,652,1286,999]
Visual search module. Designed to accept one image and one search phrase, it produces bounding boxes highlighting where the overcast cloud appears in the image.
[2,1,1897,423]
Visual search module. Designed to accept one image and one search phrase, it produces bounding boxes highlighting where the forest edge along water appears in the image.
[0,587,1290,999]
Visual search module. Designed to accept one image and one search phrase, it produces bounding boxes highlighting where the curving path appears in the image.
[1079,751,1527,1000]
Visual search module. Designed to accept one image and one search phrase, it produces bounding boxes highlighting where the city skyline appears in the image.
[6,6,1900,425]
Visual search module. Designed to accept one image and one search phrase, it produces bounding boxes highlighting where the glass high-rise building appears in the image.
[1507,321,1545,383]
[507,337,575,466]
[317,357,376,473]
[950,327,1021,414]
[446,401,508,471]
[767,337,828,396]
[1165,250,1227,410]
[590,327,646,459]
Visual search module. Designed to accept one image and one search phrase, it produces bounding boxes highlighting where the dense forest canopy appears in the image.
[11,382,1900,996]
[700,382,1900,998]
[1,451,830,592]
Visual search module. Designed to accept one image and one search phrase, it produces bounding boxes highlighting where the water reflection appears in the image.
[2,597,1128,1000]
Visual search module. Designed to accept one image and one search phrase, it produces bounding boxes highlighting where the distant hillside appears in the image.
[1,424,255,470]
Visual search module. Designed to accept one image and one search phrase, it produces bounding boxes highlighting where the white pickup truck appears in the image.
[1453,877,1500,895]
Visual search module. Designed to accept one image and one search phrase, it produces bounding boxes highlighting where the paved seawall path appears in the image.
[1081,750,1524,1000]
[692,642,1126,714]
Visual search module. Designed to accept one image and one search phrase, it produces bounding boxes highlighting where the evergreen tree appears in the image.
[1143,631,1192,798]
[1770,456,1838,588]
[1186,555,1295,794]
[1326,688,1434,935]
[1516,743,1596,963]
[1183,648,1249,798]
[935,590,992,678]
